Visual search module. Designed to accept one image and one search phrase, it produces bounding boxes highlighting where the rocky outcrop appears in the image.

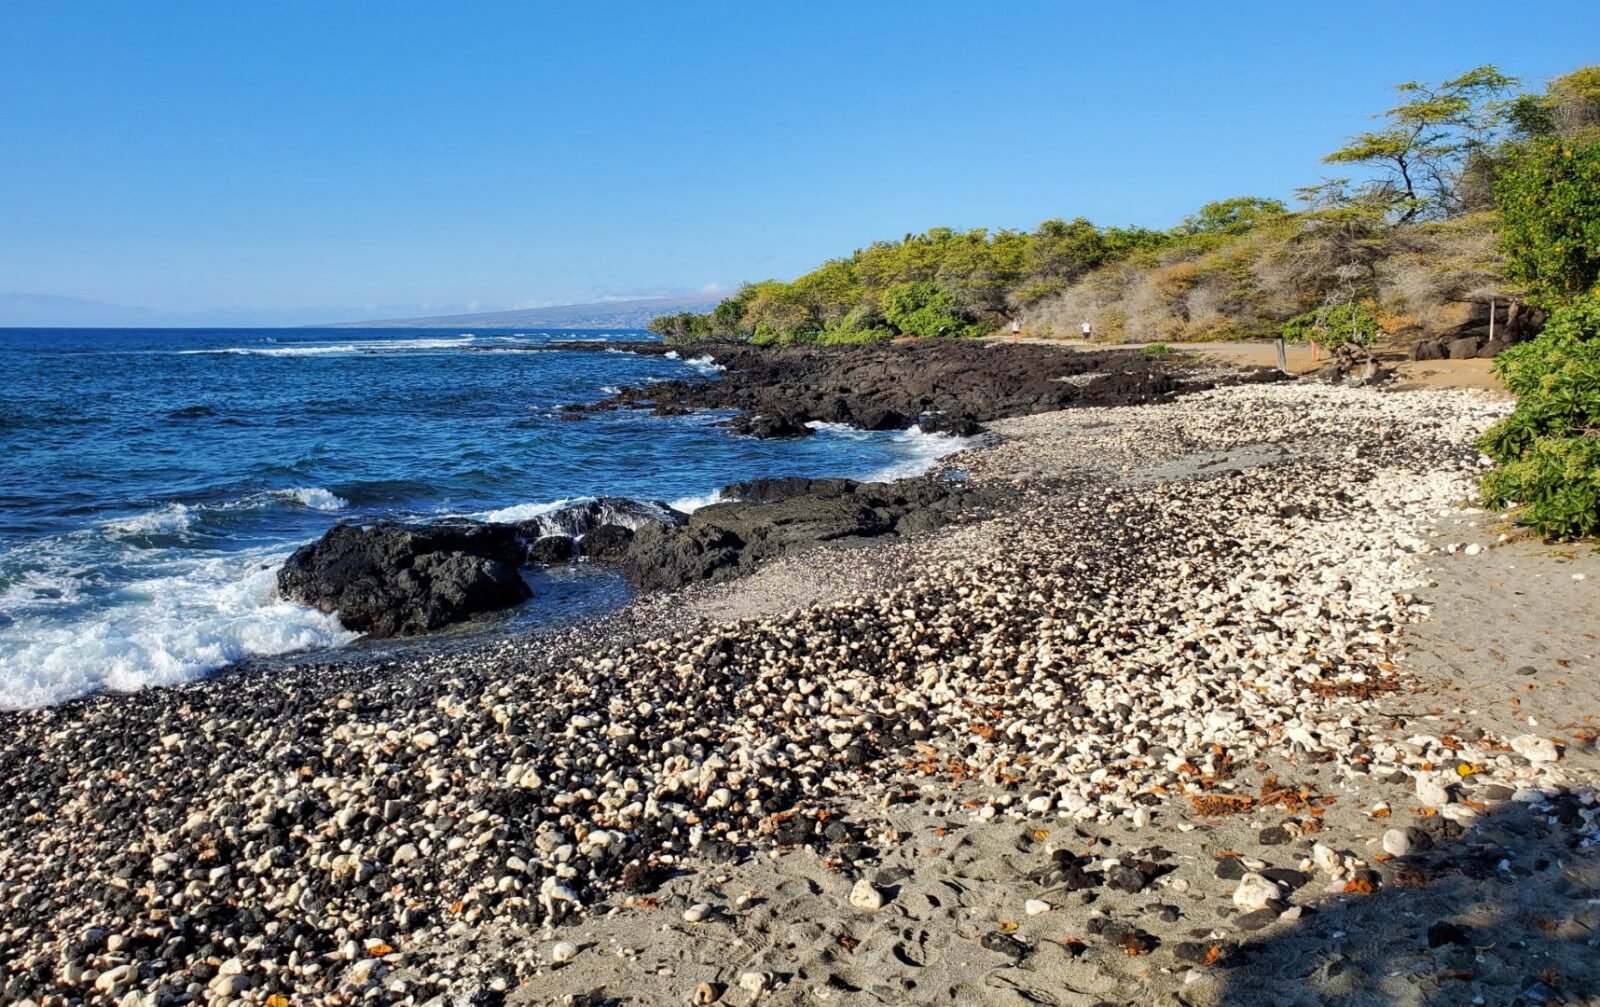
[620,475,998,591]
[279,498,688,636]
[513,497,686,539]
[277,522,532,637]
[560,340,1285,437]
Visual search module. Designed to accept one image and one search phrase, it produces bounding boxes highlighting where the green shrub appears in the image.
[1496,136,1600,307]
[1280,302,1381,353]
[1479,295,1600,537]
[1142,343,1175,357]
[882,281,981,338]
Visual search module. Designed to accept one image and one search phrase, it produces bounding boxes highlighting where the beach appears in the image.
[2,349,1597,1007]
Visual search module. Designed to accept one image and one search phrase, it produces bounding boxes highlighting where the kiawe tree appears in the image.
[1324,65,1518,221]
[1176,196,1288,236]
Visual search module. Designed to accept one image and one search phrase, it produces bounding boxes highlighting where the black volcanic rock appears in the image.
[277,522,531,638]
[620,475,1001,591]
[563,339,1285,438]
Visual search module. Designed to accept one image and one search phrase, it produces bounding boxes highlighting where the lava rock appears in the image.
[527,535,576,564]
[277,522,532,637]
[579,524,635,559]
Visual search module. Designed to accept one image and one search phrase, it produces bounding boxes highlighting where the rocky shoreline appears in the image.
[559,338,1288,437]
[275,341,1282,639]
[3,356,1599,1007]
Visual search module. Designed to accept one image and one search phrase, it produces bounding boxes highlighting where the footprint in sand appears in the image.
[892,927,932,968]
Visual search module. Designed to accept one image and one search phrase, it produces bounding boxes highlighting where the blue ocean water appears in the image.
[0,328,970,708]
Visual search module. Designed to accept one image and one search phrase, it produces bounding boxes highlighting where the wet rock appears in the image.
[579,524,634,559]
[277,521,532,636]
[527,535,576,564]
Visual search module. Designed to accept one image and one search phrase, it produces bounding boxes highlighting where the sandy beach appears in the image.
[2,356,1597,1007]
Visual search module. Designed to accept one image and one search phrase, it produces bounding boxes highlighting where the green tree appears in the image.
[1177,196,1288,235]
[1496,136,1600,306]
[1480,295,1600,538]
[1324,65,1518,220]
[883,281,970,338]
[742,280,816,343]
[1014,217,1106,304]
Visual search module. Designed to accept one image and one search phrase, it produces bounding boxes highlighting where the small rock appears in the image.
[1107,865,1148,893]
[738,971,770,995]
[683,903,713,923]
[1258,826,1291,846]
[849,878,884,911]
[1510,734,1559,763]
[1415,776,1451,807]
[1232,872,1282,911]
[1381,829,1410,857]
[692,982,722,1004]
[551,941,578,964]
[1024,898,1051,916]
[1427,921,1471,947]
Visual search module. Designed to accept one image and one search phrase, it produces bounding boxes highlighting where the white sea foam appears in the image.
[0,550,357,710]
[276,487,348,511]
[101,503,196,538]
[684,355,725,376]
[100,488,347,538]
[667,489,724,513]
[805,422,980,482]
[866,427,980,481]
[178,335,478,357]
[475,497,589,524]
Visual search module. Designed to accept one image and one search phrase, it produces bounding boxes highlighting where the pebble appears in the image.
[1381,829,1410,857]
[739,971,771,995]
[683,902,713,923]
[849,878,884,911]
[1510,734,1560,763]
[1416,776,1452,807]
[1232,873,1282,911]
[551,940,578,964]
[1024,898,1051,916]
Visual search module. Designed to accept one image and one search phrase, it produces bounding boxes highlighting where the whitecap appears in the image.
[865,427,980,482]
[101,503,195,538]
[0,551,357,710]
[667,489,724,513]
[475,497,590,524]
[176,335,477,357]
[277,487,348,511]
[684,355,725,376]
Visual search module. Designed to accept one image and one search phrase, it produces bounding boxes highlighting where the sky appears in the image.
[3,1,1598,326]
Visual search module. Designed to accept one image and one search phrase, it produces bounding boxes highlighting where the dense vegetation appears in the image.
[655,66,1598,349]
[1476,68,1600,537]
[652,65,1600,538]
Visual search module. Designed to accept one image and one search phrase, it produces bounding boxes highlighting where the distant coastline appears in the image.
[325,293,722,331]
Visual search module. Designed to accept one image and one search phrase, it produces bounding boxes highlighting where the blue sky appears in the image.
[3,1,1597,325]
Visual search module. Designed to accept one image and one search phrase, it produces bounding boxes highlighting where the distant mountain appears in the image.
[330,294,723,330]
[0,293,162,327]
[0,293,419,328]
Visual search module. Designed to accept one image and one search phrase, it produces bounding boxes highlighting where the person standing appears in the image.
[1010,318,1022,342]
[1081,320,1093,340]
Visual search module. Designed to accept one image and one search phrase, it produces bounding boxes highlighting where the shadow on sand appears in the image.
[1209,788,1600,1007]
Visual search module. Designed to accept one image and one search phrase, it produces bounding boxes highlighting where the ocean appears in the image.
[0,328,971,709]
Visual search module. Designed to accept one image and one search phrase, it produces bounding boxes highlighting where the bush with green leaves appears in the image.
[1141,343,1175,357]
[882,281,981,339]
[1479,295,1600,538]
[1279,302,1381,353]
[1496,136,1600,307]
